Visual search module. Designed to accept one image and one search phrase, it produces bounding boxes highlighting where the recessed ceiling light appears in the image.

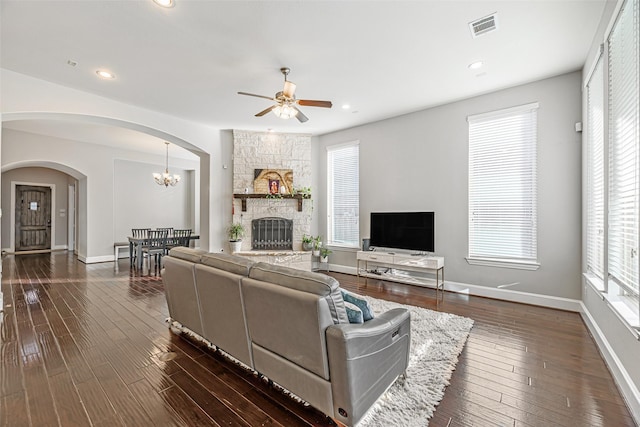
[468,61,484,70]
[342,104,351,110]
[153,0,175,8]
[96,70,116,79]
[67,59,78,67]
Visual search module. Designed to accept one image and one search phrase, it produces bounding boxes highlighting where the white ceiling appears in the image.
[1,0,606,150]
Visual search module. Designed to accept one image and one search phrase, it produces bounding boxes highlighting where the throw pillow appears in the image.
[341,289,375,321]
[344,301,364,324]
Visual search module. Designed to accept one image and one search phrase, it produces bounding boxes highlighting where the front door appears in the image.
[15,185,52,251]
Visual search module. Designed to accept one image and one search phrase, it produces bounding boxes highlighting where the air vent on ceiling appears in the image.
[469,13,498,38]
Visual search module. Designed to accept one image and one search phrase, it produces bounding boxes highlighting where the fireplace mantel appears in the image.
[233,193,310,212]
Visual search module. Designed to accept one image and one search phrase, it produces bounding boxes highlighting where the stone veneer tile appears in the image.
[232,130,313,251]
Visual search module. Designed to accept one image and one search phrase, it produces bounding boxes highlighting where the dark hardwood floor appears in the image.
[0,252,636,426]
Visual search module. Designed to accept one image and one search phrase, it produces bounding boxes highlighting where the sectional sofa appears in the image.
[161,247,411,426]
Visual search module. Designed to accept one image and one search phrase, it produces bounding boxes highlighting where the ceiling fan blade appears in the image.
[255,106,275,117]
[297,99,333,108]
[238,91,276,101]
[294,107,309,123]
[283,81,296,98]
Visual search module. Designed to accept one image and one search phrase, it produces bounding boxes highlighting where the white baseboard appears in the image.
[330,264,582,312]
[78,254,115,264]
[53,244,68,250]
[580,302,640,424]
[445,280,582,312]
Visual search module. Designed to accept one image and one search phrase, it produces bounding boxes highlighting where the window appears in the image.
[467,103,539,269]
[327,142,359,247]
[607,0,639,300]
[586,56,605,280]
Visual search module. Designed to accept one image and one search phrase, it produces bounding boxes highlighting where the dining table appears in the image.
[128,234,199,269]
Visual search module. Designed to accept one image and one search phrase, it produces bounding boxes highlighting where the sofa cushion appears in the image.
[248,262,349,324]
[200,253,254,276]
[341,289,375,321]
[344,302,364,324]
[168,247,206,263]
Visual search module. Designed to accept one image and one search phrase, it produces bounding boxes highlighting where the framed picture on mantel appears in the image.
[254,169,293,194]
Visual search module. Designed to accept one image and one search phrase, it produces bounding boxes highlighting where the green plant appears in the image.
[265,193,283,199]
[228,222,245,241]
[294,186,312,199]
[320,247,332,257]
[313,235,322,250]
[302,234,313,244]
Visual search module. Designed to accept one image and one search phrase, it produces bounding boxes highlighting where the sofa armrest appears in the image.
[326,308,411,426]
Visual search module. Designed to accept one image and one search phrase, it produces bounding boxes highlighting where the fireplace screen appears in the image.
[252,217,293,250]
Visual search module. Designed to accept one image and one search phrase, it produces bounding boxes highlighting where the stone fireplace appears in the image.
[252,217,293,250]
[232,130,312,252]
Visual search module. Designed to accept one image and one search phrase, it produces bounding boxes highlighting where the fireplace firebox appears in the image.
[251,217,293,250]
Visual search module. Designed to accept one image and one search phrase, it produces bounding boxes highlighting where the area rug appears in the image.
[359,296,474,427]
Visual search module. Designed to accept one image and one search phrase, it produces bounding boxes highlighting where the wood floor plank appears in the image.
[174,354,276,427]
[159,384,220,427]
[169,370,251,426]
[1,253,636,427]
[23,364,58,427]
[75,377,120,426]
[91,363,155,427]
[0,340,24,398]
[48,371,92,426]
[127,378,184,427]
[1,392,29,427]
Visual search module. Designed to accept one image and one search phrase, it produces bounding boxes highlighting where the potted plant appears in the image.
[312,236,322,256]
[228,222,245,253]
[302,234,313,251]
[319,247,332,263]
[294,186,312,199]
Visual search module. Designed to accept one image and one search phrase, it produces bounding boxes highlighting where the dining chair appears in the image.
[166,229,192,253]
[156,227,174,237]
[142,229,168,275]
[131,228,151,266]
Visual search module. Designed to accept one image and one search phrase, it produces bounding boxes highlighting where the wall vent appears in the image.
[469,13,498,38]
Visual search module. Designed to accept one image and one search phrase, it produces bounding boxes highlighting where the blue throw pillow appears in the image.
[344,301,364,324]
[341,289,375,321]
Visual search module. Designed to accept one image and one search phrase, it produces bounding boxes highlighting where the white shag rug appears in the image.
[358,296,474,427]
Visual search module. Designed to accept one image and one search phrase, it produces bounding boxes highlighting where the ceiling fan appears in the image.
[238,67,332,123]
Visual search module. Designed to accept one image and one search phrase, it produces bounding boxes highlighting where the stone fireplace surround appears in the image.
[231,130,313,270]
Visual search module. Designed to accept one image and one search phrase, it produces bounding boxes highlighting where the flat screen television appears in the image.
[369,212,435,253]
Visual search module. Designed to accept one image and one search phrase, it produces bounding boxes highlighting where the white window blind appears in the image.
[468,103,538,263]
[327,142,359,247]
[586,56,605,279]
[608,0,639,297]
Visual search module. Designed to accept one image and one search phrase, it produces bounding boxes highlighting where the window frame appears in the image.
[466,102,540,270]
[326,141,360,248]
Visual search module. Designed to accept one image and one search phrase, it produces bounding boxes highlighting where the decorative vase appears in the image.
[312,249,320,257]
[320,256,328,263]
[302,242,313,251]
[230,240,242,253]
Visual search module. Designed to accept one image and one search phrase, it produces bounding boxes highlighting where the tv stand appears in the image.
[356,251,445,302]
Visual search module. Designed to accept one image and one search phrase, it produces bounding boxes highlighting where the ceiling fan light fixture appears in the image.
[152,0,175,8]
[273,104,298,119]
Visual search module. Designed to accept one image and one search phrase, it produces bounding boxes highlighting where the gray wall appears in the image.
[317,71,583,300]
[113,159,195,243]
[1,167,75,250]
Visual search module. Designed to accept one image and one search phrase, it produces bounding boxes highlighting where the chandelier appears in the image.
[153,141,181,187]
